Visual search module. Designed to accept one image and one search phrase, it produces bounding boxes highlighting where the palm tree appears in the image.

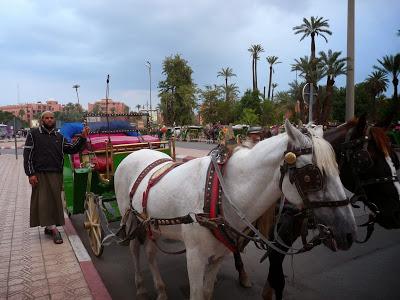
[136,104,141,112]
[222,83,240,103]
[293,16,332,62]
[366,70,388,120]
[292,56,324,122]
[248,44,265,91]
[291,56,324,84]
[271,83,278,101]
[217,67,236,102]
[266,56,281,100]
[293,16,331,122]
[318,50,347,123]
[374,54,400,103]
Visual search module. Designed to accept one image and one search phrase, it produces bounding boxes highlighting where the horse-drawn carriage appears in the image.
[62,112,175,256]
[181,125,203,142]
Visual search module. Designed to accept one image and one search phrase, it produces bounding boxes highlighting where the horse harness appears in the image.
[277,137,350,251]
[339,126,399,242]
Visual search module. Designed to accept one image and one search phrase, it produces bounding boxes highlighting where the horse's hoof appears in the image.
[261,282,275,300]
[239,273,252,288]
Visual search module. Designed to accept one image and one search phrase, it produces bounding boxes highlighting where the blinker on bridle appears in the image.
[280,147,350,210]
[278,135,351,250]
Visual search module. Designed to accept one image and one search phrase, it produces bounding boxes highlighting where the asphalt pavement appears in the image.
[68,141,400,300]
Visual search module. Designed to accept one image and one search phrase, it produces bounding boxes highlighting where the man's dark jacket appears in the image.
[23,126,86,176]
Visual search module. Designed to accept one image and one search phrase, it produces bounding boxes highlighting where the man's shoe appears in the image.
[52,230,63,244]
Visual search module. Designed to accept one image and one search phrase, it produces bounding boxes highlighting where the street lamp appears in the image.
[72,84,80,105]
[145,61,152,121]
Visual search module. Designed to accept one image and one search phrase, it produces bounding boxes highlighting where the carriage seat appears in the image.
[90,155,112,173]
[88,134,160,151]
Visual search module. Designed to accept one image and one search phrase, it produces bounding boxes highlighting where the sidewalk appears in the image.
[175,147,209,160]
[0,155,108,300]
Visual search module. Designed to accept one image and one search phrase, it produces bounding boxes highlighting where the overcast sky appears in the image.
[0,0,398,110]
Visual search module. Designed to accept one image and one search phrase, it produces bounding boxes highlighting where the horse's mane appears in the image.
[370,127,391,157]
[308,127,339,177]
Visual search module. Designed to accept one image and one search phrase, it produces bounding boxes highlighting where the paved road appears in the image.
[67,141,400,300]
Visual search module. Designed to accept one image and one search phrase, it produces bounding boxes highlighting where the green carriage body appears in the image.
[62,116,174,223]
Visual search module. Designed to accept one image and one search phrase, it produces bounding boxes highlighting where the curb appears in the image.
[0,146,24,149]
[63,216,112,300]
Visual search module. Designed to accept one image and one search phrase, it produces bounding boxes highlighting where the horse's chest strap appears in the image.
[202,161,238,253]
[142,161,183,216]
[129,158,172,200]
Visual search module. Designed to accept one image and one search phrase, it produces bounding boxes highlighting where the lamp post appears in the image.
[72,84,80,105]
[345,0,355,121]
[145,61,152,122]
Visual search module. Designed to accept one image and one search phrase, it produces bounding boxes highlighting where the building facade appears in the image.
[88,99,129,114]
[0,100,63,123]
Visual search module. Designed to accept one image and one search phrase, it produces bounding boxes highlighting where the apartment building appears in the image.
[88,99,129,114]
[0,100,63,122]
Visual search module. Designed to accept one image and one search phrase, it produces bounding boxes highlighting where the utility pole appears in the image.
[346,0,355,121]
[145,61,152,122]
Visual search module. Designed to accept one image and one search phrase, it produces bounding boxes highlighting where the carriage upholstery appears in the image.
[70,134,161,171]
[88,134,159,151]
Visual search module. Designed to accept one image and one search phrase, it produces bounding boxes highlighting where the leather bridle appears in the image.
[339,126,399,242]
[278,138,350,250]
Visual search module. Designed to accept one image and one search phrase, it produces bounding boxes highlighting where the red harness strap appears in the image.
[129,158,172,199]
[142,162,183,216]
[207,163,237,252]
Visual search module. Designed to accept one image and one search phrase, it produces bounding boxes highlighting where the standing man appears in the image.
[23,111,89,244]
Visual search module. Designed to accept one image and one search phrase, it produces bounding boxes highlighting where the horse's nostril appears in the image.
[346,233,353,244]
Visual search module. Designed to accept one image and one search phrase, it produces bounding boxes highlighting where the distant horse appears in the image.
[203,124,220,144]
[234,116,400,300]
[115,120,356,300]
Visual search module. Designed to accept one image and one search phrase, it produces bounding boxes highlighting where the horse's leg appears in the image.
[262,213,302,300]
[233,251,252,288]
[203,256,223,300]
[186,247,207,300]
[144,240,167,300]
[130,239,148,298]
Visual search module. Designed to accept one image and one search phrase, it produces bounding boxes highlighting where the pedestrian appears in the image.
[23,111,89,244]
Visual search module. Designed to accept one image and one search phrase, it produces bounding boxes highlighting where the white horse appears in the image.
[115,120,357,300]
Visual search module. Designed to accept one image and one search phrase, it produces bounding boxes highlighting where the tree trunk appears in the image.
[225,77,228,102]
[321,78,335,124]
[393,76,398,102]
[252,59,255,91]
[255,59,258,91]
[311,33,316,62]
[268,66,273,99]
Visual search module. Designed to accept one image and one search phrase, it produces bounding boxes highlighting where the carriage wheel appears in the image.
[83,193,104,257]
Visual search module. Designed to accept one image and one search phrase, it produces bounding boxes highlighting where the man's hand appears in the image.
[81,126,90,138]
[29,175,38,187]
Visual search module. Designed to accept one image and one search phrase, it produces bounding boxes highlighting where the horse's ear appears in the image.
[313,125,324,138]
[285,119,307,146]
[353,114,367,138]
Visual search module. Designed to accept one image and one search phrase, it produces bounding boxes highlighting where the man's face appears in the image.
[42,113,55,129]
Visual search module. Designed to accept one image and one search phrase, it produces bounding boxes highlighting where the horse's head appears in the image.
[280,120,356,250]
[330,116,400,229]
